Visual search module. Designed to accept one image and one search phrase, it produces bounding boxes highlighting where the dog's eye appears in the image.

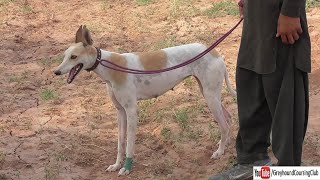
[70,55,77,59]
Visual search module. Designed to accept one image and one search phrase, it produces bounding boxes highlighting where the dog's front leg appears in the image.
[118,105,138,176]
[106,108,127,172]
[106,91,127,172]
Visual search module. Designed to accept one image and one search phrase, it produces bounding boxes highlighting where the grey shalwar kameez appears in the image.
[236,0,311,165]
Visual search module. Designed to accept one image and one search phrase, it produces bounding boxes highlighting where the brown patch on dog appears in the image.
[136,50,167,70]
[109,53,128,85]
[210,49,220,58]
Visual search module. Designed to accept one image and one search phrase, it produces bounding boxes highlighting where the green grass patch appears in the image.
[21,4,33,13]
[204,0,239,18]
[0,0,15,7]
[174,108,190,130]
[161,127,172,140]
[307,0,320,9]
[8,71,28,83]
[40,89,58,101]
[138,99,156,123]
[136,0,152,6]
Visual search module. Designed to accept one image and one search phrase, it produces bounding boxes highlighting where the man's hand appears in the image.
[276,14,303,44]
[237,0,244,18]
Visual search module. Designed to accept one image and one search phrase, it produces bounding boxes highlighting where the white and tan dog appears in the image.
[54,25,236,175]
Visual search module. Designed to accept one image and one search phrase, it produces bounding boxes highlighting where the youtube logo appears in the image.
[261,166,271,179]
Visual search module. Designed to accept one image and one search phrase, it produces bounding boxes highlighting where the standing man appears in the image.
[209,0,311,179]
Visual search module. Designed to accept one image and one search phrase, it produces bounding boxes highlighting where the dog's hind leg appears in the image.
[195,75,230,159]
[106,92,127,172]
[222,105,232,127]
[205,93,230,159]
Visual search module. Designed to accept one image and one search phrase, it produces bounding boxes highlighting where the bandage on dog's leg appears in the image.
[124,157,133,171]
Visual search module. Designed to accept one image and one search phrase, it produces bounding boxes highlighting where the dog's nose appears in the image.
[54,70,61,75]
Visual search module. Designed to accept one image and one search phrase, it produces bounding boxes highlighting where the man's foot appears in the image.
[208,158,273,180]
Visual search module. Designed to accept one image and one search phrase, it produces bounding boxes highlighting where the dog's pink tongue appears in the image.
[67,67,76,83]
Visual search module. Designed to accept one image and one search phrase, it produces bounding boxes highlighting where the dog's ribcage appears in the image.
[121,43,223,100]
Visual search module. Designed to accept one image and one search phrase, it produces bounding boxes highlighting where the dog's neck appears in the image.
[100,49,113,59]
[92,49,115,82]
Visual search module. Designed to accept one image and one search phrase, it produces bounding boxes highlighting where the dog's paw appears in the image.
[118,167,130,176]
[106,163,121,172]
[211,149,224,159]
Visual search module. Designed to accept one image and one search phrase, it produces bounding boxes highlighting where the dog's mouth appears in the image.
[67,63,83,84]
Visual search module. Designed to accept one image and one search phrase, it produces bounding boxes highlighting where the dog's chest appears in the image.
[134,69,191,100]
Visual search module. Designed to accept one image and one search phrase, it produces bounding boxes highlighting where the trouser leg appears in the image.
[236,67,271,164]
[263,44,309,165]
[236,44,309,165]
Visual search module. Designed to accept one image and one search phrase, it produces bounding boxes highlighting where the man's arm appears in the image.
[277,0,304,45]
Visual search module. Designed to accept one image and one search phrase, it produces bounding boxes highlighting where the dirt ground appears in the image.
[0,0,319,180]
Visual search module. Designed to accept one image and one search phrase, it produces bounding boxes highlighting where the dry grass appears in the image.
[40,89,59,101]
[0,0,319,179]
[136,0,153,6]
[205,0,239,18]
[307,0,320,9]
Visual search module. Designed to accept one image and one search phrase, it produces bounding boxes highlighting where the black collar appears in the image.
[86,47,101,72]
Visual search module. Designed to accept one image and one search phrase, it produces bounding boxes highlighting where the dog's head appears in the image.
[54,25,97,84]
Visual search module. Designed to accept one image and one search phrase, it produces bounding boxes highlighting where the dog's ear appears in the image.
[82,25,93,46]
[75,25,83,43]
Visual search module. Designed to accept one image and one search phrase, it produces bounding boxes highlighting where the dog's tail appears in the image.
[224,67,236,97]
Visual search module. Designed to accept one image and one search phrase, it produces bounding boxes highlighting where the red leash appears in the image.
[93,18,243,74]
